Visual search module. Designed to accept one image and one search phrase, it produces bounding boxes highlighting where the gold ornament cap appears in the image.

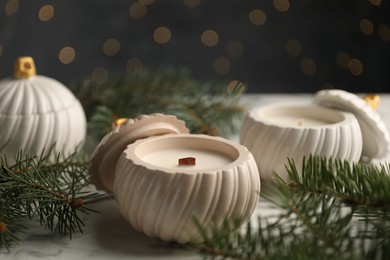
[14,56,36,79]
[363,94,380,110]
[313,89,390,161]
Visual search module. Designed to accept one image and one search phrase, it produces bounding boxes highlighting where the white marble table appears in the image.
[2,93,389,259]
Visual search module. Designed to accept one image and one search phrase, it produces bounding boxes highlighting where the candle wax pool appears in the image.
[269,115,330,126]
[141,148,234,170]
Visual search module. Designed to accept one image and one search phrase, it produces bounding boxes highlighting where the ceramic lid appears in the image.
[90,113,189,192]
[313,89,390,161]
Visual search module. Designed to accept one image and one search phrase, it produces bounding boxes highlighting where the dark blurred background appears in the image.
[0,0,389,92]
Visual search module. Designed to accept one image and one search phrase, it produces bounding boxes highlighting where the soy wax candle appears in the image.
[240,103,363,181]
[140,146,234,170]
[90,114,260,243]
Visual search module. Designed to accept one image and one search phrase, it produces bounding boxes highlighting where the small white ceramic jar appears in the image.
[240,103,363,181]
[91,114,260,243]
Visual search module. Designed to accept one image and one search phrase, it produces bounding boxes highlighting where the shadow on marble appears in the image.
[93,198,196,257]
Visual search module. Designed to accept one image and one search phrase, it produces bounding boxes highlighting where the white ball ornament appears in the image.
[0,57,87,162]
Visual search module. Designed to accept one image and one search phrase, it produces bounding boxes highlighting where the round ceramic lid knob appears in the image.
[313,89,390,161]
[89,113,189,192]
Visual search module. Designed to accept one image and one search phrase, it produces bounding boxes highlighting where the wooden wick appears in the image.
[178,157,196,166]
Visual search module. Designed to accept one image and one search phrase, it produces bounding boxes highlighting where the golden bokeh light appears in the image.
[126,58,144,72]
[213,56,231,74]
[153,27,172,44]
[249,9,266,26]
[336,52,351,70]
[285,39,301,56]
[348,58,363,76]
[273,0,290,12]
[103,39,121,56]
[138,0,154,5]
[368,0,381,6]
[129,3,147,19]
[183,0,200,8]
[378,24,390,42]
[59,46,76,64]
[39,4,54,22]
[226,40,243,57]
[91,67,108,85]
[300,58,316,76]
[5,0,19,15]
[360,19,374,35]
[201,30,219,47]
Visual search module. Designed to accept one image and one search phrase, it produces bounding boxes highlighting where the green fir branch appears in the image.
[70,67,246,140]
[0,151,103,251]
[193,155,390,260]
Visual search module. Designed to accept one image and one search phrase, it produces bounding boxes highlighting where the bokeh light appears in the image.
[126,58,143,72]
[249,9,266,26]
[201,30,219,47]
[129,3,147,19]
[5,0,18,15]
[348,58,363,76]
[39,4,54,22]
[59,46,76,64]
[153,27,172,44]
[378,24,390,42]
[285,39,301,56]
[273,0,290,12]
[360,19,374,36]
[103,39,121,56]
[91,67,108,84]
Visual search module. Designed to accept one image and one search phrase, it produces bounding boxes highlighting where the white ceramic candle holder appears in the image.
[240,103,363,181]
[91,114,260,243]
[114,133,260,243]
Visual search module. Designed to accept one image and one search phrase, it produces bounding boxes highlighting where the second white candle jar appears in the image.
[240,89,390,181]
[90,114,260,243]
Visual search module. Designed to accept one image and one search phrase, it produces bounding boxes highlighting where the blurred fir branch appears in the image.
[0,151,104,251]
[69,67,246,141]
[193,155,390,260]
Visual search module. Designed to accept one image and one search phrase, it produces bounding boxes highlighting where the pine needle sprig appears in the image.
[284,155,390,209]
[0,151,103,250]
[0,195,25,251]
[193,155,390,259]
[70,68,246,141]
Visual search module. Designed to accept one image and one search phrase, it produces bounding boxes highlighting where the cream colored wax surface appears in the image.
[141,148,233,170]
[268,115,330,127]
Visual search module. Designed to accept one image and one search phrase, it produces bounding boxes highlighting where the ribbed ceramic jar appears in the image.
[240,103,363,181]
[0,57,86,162]
[114,133,260,243]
